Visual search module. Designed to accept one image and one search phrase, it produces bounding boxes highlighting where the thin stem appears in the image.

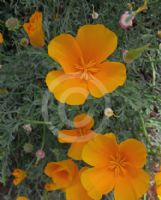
[23,119,52,125]
[148,54,156,87]
[139,113,151,144]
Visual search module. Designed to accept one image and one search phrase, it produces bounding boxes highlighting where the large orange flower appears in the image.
[23,11,45,47]
[46,24,126,105]
[81,133,149,200]
[44,159,92,200]
[12,168,27,185]
[58,113,96,160]
[155,166,161,200]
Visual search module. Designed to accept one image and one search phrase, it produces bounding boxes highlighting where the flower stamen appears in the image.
[73,60,99,81]
[108,152,128,176]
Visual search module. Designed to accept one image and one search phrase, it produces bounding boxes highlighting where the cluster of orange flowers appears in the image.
[5,11,158,200]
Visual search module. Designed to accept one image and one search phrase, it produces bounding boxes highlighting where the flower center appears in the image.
[108,152,128,176]
[73,60,99,81]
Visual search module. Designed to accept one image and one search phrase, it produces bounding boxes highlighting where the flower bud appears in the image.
[91,11,99,19]
[5,17,20,31]
[20,38,29,47]
[104,108,114,118]
[157,30,161,38]
[122,44,150,64]
[23,143,33,153]
[119,11,135,29]
[22,124,32,134]
[91,4,99,19]
[36,149,45,159]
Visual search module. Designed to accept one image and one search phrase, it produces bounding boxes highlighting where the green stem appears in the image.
[139,113,151,144]
[148,53,156,87]
[41,125,46,149]
[23,119,52,125]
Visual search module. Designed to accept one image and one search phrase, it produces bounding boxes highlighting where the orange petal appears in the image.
[155,170,161,185]
[65,168,93,200]
[58,129,96,143]
[87,62,126,98]
[58,129,79,143]
[16,197,29,200]
[76,24,117,64]
[73,113,94,129]
[44,182,60,191]
[23,12,45,47]
[44,160,78,188]
[27,29,45,47]
[157,185,161,197]
[44,162,60,177]
[68,142,87,160]
[82,134,118,167]
[45,70,89,105]
[114,168,149,200]
[114,177,136,200]
[119,139,147,168]
[12,169,27,185]
[81,167,115,200]
[48,34,82,73]
[13,177,22,186]
[128,168,150,199]
[0,32,4,44]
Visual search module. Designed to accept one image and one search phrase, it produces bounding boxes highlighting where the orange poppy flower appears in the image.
[44,159,92,200]
[81,133,150,200]
[12,168,27,185]
[155,166,161,200]
[58,113,96,160]
[46,24,126,105]
[23,11,45,47]
[16,196,29,200]
[0,32,3,44]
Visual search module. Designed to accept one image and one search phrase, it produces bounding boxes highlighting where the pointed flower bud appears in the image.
[91,4,99,19]
[123,44,150,64]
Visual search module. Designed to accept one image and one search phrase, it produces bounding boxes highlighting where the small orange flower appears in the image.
[12,168,27,185]
[0,32,4,44]
[16,196,29,200]
[23,11,45,47]
[155,166,161,200]
[81,133,150,200]
[46,24,126,105]
[44,159,92,200]
[58,113,96,160]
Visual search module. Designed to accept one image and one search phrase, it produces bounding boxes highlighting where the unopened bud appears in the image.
[36,149,45,159]
[122,44,150,64]
[91,4,99,19]
[22,124,32,134]
[20,38,29,47]
[23,143,33,153]
[92,11,99,19]
[119,11,135,29]
[104,108,114,118]
[5,17,20,31]
[157,30,161,38]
